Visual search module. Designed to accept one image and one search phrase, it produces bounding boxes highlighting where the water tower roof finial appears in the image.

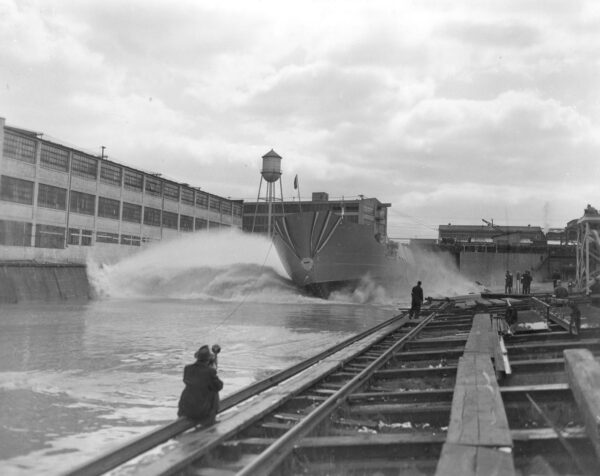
[262,149,281,159]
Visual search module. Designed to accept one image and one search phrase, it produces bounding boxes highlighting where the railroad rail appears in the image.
[65,294,600,476]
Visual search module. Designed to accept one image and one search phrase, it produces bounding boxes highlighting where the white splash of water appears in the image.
[401,247,484,299]
[87,229,302,301]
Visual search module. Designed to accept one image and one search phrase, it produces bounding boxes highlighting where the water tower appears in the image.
[252,149,285,236]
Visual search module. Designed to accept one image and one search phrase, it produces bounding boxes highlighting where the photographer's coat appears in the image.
[177,358,223,424]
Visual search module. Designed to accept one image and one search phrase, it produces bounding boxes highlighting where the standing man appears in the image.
[522,270,532,295]
[504,271,513,294]
[515,271,521,294]
[178,345,223,426]
[409,281,424,319]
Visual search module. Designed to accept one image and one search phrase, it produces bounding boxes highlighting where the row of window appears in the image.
[243,202,363,215]
[0,175,238,230]
[2,131,242,214]
[0,219,230,249]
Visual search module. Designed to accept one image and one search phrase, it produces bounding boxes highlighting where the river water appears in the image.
[0,230,477,475]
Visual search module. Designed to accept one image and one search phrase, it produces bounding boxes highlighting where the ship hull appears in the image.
[273,211,408,297]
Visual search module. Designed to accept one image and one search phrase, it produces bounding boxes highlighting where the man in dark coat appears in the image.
[178,345,223,426]
[504,271,513,294]
[409,281,424,319]
[521,271,532,295]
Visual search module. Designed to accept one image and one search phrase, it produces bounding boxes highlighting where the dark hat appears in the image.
[194,345,211,362]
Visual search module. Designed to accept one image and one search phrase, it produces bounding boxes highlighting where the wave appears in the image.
[88,230,308,302]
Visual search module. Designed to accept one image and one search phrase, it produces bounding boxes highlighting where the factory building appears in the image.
[0,117,243,263]
[243,192,390,238]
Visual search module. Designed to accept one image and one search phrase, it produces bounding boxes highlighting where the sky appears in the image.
[1,0,599,239]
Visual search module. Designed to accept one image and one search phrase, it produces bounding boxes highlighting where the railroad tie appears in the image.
[435,313,515,476]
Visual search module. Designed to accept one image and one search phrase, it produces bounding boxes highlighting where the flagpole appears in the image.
[294,174,302,214]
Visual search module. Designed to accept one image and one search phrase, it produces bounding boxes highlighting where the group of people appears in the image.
[504,270,532,294]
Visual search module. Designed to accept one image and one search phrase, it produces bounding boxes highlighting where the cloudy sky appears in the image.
[1,0,599,238]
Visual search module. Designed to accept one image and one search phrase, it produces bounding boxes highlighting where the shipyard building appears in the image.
[0,118,243,264]
[242,192,390,239]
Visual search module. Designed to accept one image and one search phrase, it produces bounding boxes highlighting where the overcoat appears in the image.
[177,361,223,424]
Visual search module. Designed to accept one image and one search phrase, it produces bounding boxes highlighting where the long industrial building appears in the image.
[0,117,243,263]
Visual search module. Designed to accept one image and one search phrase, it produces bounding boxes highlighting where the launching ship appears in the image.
[272,206,411,297]
[247,149,411,297]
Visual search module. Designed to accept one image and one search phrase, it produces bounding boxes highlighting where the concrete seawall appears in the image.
[0,262,91,303]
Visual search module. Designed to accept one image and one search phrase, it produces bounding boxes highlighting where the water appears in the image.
[0,230,477,475]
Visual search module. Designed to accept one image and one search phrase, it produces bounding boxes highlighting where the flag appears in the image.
[293,174,298,190]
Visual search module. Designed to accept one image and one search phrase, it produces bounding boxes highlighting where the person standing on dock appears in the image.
[504,271,513,294]
[409,281,424,319]
[522,270,532,294]
[177,345,223,426]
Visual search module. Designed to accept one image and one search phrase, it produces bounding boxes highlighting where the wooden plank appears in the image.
[447,355,511,447]
[435,443,515,476]
[464,314,492,354]
[563,348,600,460]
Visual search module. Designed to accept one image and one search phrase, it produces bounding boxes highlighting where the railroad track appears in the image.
[67,296,600,476]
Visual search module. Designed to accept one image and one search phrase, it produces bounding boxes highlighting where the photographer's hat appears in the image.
[194,345,211,362]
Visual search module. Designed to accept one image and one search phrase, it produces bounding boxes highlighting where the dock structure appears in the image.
[66,294,600,476]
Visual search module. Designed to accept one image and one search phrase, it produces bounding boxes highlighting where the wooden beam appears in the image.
[436,314,515,476]
[563,349,600,460]
[436,443,514,476]
[447,356,512,447]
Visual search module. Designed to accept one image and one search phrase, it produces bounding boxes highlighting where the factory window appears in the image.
[96,231,119,244]
[163,183,179,201]
[98,197,120,219]
[221,201,232,214]
[70,190,96,215]
[143,207,161,227]
[120,234,141,246]
[1,175,34,205]
[162,210,178,229]
[181,188,194,205]
[195,218,207,230]
[124,170,143,191]
[40,144,69,172]
[0,219,32,246]
[180,215,193,231]
[208,221,220,231]
[196,192,208,208]
[72,154,98,180]
[35,224,65,249]
[247,203,268,214]
[68,228,80,245]
[68,228,93,246]
[100,162,122,186]
[3,132,36,164]
[345,205,359,212]
[344,215,359,223]
[209,196,221,213]
[81,229,92,246]
[233,203,242,217]
[145,176,162,196]
[122,202,142,223]
[38,183,67,210]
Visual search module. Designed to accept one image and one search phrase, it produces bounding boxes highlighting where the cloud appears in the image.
[1,0,599,237]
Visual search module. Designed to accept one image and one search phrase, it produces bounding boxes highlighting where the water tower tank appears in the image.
[261,149,282,182]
